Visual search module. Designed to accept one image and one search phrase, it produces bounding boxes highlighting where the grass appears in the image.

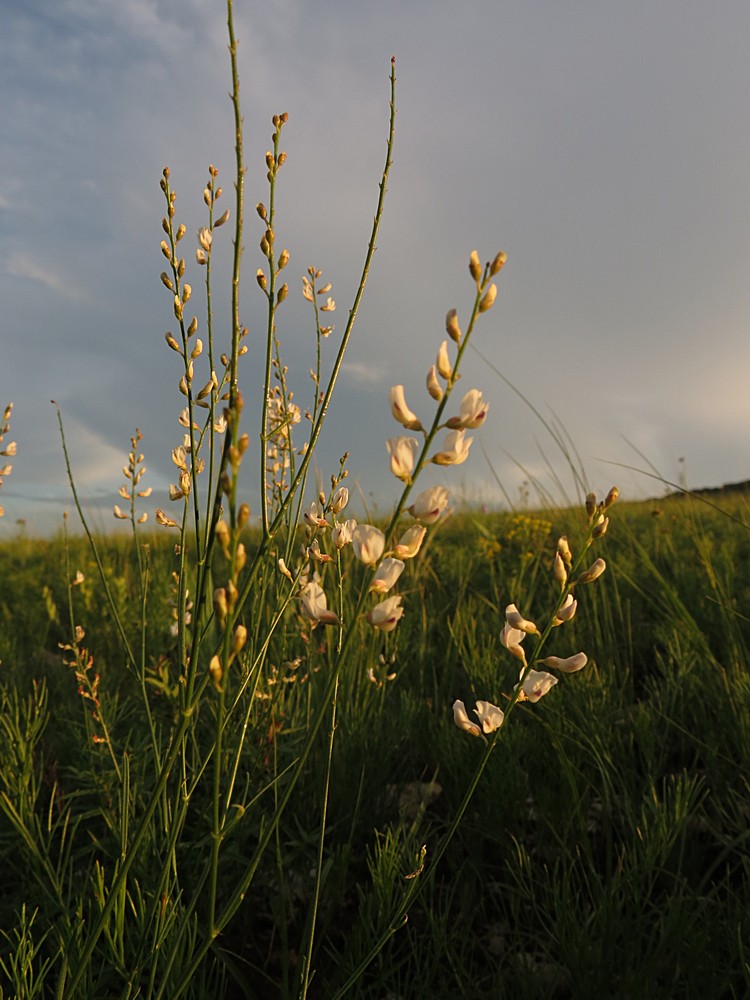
[0,494,748,998]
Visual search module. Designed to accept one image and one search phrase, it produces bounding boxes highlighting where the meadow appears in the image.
[1,492,749,998]
[1,2,749,995]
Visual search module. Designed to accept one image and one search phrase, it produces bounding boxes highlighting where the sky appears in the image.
[2,0,750,535]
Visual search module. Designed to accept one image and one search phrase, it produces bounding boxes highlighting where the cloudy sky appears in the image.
[2,0,750,534]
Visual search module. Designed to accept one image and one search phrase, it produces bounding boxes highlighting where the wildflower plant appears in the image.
[1,3,623,997]
[453,487,619,742]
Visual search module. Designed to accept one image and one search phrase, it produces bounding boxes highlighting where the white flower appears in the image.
[408,485,449,525]
[393,524,427,559]
[452,699,505,737]
[577,558,606,584]
[501,622,527,664]
[332,518,357,550]
[352,524,385,566]
[387,436,420,482]
[197,227,212,252]
[505,603,539,636]
[300,582,340,626]
[370,557,405,594]
[474,700,505,733]
[389,385,423,431]
[431,429,472,466]
[446,389,489,430]
[516,668,558,703]
[331,486,349,513]
[452,699,481,737]
[303,500,328,529]
[307,539,332,564]
[366,595,404,632]
[552,594,577,626]
[539,652,588,673]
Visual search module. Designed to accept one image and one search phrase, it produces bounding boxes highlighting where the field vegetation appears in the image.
[1,1,748,996]
[1,493,749,997]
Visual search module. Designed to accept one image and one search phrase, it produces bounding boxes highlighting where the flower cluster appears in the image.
[113,429,151,524]
[454,487,618,739]
[0,402,15,519]
[386,250,506,490]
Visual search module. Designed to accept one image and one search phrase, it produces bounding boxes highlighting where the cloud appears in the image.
[6,249,85,301]
[341,360,385,386]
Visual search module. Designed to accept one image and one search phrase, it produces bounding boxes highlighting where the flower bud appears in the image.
[593,515,609,539]
[478,283,497,313]
[436,341,452,380]
[445,309,461,344]
[577,558,606,584]
[540,652,588,673]
[489,251,507,276]
[553,551,567,587]
[209,655,223,688]
[331,486,349,513]
[469,250,482,283]
[604,486,620,509]
[389,385,423,431]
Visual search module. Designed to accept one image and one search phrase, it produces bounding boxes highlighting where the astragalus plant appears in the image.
[0,4,619,998]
